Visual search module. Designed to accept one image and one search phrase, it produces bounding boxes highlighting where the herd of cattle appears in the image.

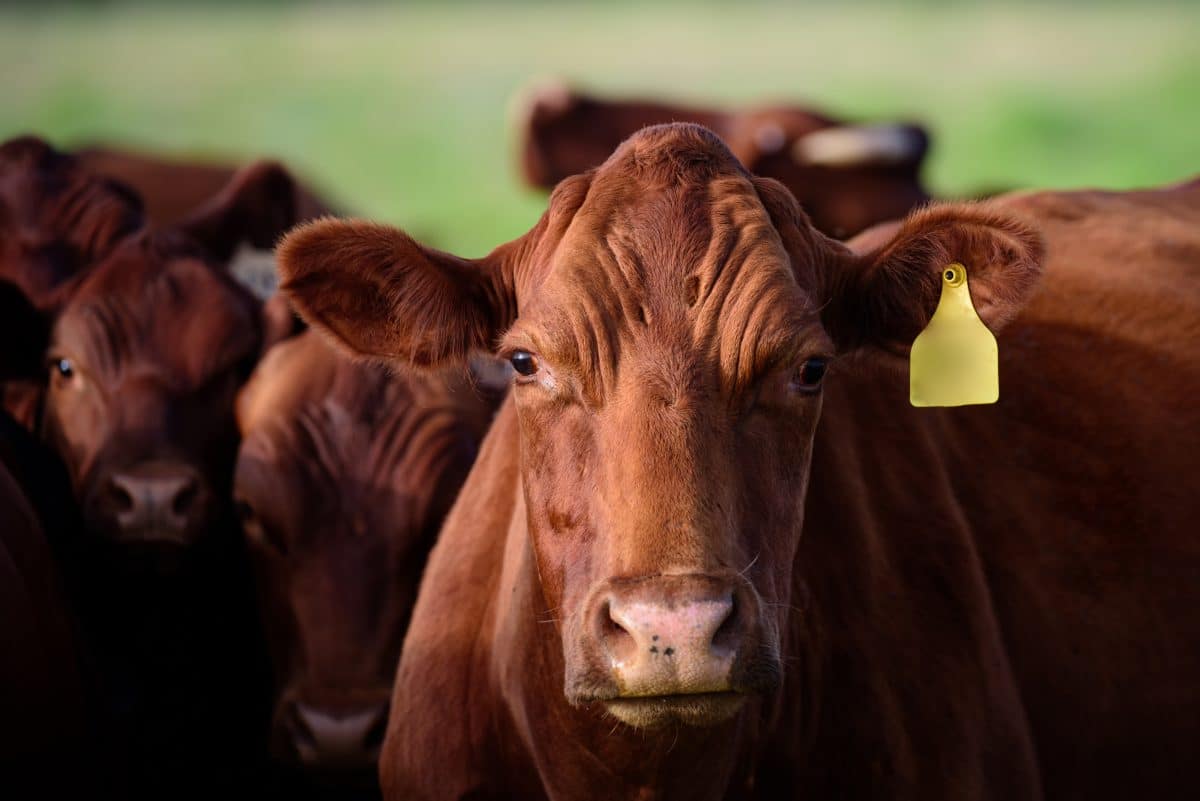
[1,84,1198,801]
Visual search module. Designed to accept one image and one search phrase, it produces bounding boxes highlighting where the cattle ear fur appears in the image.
[820,202,1045,354]
[277,218,516,367]
[177,160,299,263]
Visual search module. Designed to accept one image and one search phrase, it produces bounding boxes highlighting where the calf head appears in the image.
[280,124,1042,730]
[3,141,300,553]
[518,85,931,238]
[234,331,492,772]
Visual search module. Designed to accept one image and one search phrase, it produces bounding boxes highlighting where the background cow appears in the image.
[77,145,337,228]
[234,330,499,798]
[279,125,1200,800]
[516,82,931,238]
[0,135,308,800]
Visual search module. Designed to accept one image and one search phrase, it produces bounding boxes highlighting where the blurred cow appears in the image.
[77,144,336,228]
[0,134,309,800]
[0,401,106,799]
[516,82,930,238]
[234,329,500,796]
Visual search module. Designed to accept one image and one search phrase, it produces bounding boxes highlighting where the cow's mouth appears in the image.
[603,691,745,728]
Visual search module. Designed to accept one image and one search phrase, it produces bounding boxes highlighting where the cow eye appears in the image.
[236,500,288,556]
[54,358,74,379]
[792,358,828,393]
[510,350,540,377]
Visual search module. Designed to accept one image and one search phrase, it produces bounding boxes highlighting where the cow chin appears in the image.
[603,691,747,729]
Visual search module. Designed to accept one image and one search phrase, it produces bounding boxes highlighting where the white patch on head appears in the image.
[793,124,923,167]
[229,244,279,300]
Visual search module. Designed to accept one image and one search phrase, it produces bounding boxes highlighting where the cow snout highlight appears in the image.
[94,462,208,544]
[283,700,388,769]
[602,590,737,695]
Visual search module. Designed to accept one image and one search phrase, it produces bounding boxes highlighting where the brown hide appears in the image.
[517,83,930,238]
[234,330,496,784]
[77,145,335,228]
[278,124,1197,800]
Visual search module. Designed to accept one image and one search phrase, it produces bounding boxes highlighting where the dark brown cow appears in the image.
[77,144,336,228]
[0,407,102,799]
[1,135,303,799]
[233,330,497,793]
[517,82,930,238]
[279,124,1200,800]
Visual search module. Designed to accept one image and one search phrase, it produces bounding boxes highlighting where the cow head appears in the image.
[1,141,301,554]
[234,330,491,773]
[279,124,1042,729]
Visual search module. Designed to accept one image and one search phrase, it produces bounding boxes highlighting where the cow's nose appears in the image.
[597,579,741,697]
[100,463,205,543]
[284,701,388,769]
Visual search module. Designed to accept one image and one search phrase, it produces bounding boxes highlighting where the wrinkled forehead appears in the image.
[56,242,260,384]
[518,126,822,389]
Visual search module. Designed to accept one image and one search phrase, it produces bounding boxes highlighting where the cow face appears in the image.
[234,331,490,773]
[279,124,1042,730]
[27,157,300,553]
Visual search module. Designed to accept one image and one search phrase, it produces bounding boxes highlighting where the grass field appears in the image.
[2,2,1197,254]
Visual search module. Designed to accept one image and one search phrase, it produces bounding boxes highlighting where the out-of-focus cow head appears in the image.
[234,330,495,778]
[516,82,931,238]
[0,136,299,556]
[279,124,1042,730]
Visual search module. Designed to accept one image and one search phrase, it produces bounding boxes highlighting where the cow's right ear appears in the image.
[178,160,299,263]
[277,219,518,367]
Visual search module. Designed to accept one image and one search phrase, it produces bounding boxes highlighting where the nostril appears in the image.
[363,708,388,752]
[171,477,199,518]
[711,592,739,652]
[600,599,637,661]
[107,480,134,515]
[286,703,316,751]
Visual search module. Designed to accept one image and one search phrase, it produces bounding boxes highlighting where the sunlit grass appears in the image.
[2,2,1197,253]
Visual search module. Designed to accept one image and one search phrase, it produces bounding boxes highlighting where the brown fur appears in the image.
[77,144,335,228]
[279,123,1200,799]
[517,85,931,238]
[233,330,498,785]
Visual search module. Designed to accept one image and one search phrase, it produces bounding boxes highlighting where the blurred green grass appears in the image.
[1,2,1197,254]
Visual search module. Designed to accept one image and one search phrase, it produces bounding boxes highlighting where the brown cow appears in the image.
[279,124,1200,800]
[517,82,930,238]
[233,330,497,793]
[0,407,103,799]
[1,135,303,799]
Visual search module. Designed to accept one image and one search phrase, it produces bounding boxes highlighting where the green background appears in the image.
[2,2,1197,254]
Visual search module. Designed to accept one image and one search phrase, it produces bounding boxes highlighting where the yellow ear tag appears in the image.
[909,263,998,407]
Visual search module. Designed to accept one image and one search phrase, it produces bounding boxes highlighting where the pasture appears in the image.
[2,1,1198,255]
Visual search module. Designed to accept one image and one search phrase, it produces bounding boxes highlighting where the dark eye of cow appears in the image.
[792,358,828,393]
[55,358,74,378]
[510,350,540,377]
[236,500,288,557]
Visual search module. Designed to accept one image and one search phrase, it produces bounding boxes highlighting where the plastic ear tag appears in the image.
[909,263,998,407]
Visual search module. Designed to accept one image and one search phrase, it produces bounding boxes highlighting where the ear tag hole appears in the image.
[910,263,998,407]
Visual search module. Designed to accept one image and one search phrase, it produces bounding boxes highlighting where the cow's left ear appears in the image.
[178,160,299,262]
[818,202,1045,354]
